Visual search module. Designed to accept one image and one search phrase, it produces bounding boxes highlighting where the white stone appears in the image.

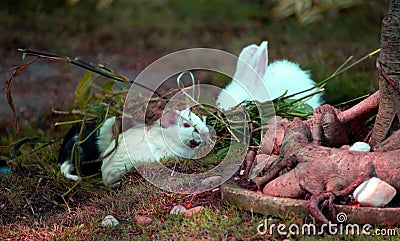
[170,205,187,215]
[349,142,371,152]
[353,177,396,207]
[101,215,119,228]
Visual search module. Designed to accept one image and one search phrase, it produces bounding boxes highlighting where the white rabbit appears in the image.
[216,41,323,110]
[101,108,209,187]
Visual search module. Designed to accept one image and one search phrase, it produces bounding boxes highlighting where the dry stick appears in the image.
[280,49,381,109]
[61,181,81,210]
[5,57,40,135]
[243,148,257,180]
[252,156,288,189]
[335,94,371,107]
[18,49,163,97]
[72,107,116,178]
[52,108,98,118]
[8,136,64,162]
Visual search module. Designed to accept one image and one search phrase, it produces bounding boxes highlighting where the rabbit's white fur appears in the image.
[97,117,118,153]
[101,108,209,187]
[216,41,323,110]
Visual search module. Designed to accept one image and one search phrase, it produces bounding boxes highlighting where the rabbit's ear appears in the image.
[235,41,268,80]
[235,44,258,79]
[250,41,268,77]
[160,111,179,128]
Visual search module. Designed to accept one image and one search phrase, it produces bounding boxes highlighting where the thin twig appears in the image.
[18,49,160,95]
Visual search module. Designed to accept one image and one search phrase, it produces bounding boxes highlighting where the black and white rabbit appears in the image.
[57,117,119,181]
[216,41,323,110]
[101,108,209,187]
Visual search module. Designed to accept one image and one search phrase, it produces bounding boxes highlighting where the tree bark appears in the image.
[261,118,400,199]
[370,0,400,146]
[254,118,400,223]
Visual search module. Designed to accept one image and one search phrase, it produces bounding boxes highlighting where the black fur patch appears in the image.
[57,121,102,175]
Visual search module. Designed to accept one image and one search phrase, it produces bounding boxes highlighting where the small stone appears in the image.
[101,215,119,228]
[353,177,396,207]
[183,206,204,217]
[201,176,222,186]
[170,205,187,215]
[134,215,153,226]
[349,142,371,152]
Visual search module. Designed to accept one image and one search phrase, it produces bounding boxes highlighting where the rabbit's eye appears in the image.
[183,123,191,128]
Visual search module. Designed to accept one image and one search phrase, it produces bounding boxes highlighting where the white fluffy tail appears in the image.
[263,60,323,109]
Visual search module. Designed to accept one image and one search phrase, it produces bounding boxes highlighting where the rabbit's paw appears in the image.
[102,168,123,187]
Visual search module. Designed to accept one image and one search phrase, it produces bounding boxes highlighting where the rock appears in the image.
[101,215,119,228]
[170,205,187,215]
[349,142,371,152]
[353,177,396,207]
[183,206,204,217]
[201,176,222,186]
[134,215,153,226]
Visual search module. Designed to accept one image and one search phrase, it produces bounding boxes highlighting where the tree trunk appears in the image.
[370,0,400,146]
[239,0,400,224]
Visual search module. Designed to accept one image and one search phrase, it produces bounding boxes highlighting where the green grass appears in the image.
[0,142,261,240]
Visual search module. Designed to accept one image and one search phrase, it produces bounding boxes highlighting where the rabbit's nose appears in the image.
[189,139,201,148]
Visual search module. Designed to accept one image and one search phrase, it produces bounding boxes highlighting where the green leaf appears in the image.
[294,0,312,15]
[86,103,108,112]
[79,87,91,111]
[298,8,323,25]
[9,137,47,159]
[75,71,93,100]
[96,0,114,9]
[75,71,94,111]
[284,99,314,116]
[271,0,296,19]
[101,80,116,92]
